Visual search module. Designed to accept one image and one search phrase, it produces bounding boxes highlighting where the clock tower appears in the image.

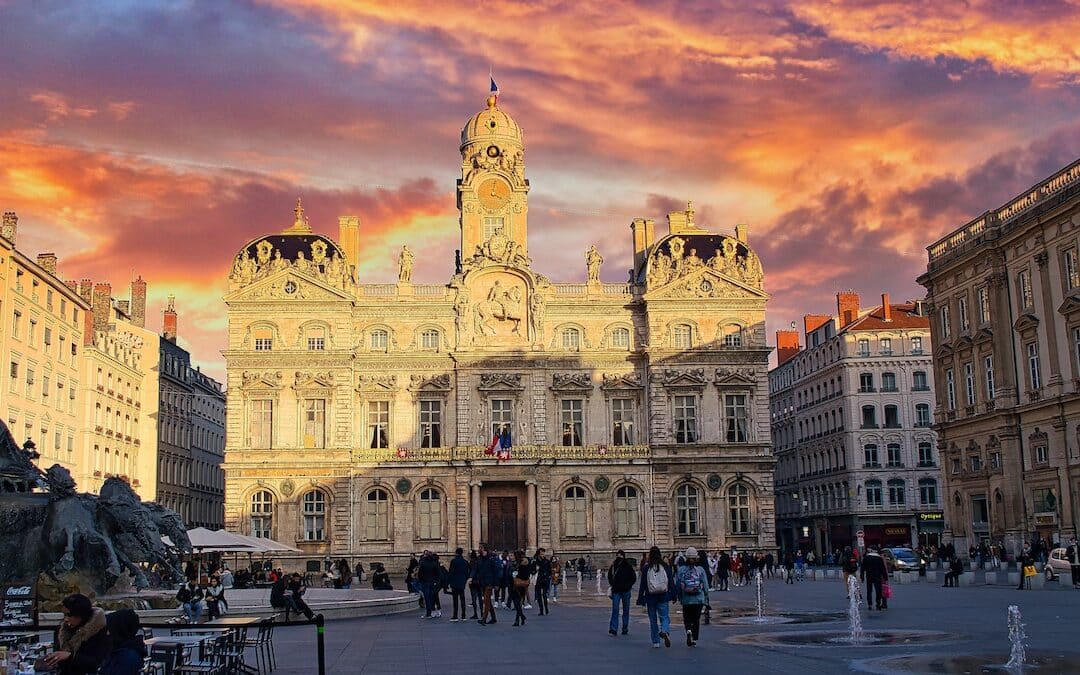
[457,95,530,262]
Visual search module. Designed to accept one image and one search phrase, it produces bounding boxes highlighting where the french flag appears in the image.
[496,428,512,461]
[490,75,499,101]
[486,431,499,455]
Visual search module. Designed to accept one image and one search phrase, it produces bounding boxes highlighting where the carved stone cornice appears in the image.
[477,373,524,393]
[600,372,643,391]
[409,373,452,395]
[660,368,707,389]
[356,374,398,395]
[550,372,594,395]
[1034,251,1050,268]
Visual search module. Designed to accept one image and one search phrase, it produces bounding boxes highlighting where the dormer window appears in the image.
[371,329,389,351]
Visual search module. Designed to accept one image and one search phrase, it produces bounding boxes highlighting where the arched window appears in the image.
[863,443,879,467]
[563,486,587,537]
[675,484,700,536]
[302,490,326,541]
[884,404,900,428]
[672,324,692,349]
[250,490,273,538]
[881,372,897,391]
[418,488,443,540]
[887,479,906,505]
[918,479,938,505]
[728,484,751,534]
[865,480,883,507]
[370,329,389,351]
[611,327,630,349]
[420,329,440,350]
[364,488,390,540]
[561,327,581,350]
[722,324,743,347]
[614,485,639,537]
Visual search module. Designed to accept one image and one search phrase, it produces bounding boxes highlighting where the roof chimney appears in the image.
[630,217,655,277]
[163,295,177,343]
[881,293,892,322]
[130,276,147,328]
[36,253,58,276]
[337,216,360,278]
[92,283,112,333]
[803,314,831,340]
[775,329,801,366]
[837,291,860,328]
[1,212,17,244]
[735,223,748,243]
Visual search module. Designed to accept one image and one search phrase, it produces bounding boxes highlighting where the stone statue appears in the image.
[586,245,603,283]
[454,290,470,342]
[530,292,546,341]
[475,281,523,336]
[294,250,310,273]
[398,245,414,283]
[686,248,703,269]
[743,249,763,285]
[270,249,288,272]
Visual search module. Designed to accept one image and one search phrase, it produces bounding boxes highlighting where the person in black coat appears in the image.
[467,551,482,619]
[447,548,471,621]
[717,552,731,591]
[477,546,500,625]
[534,548,552,616]
[860,548,889,610]
[97,609,146,675]
[43,594,110,675]
[607,550,638,636]
[417,550,442,618]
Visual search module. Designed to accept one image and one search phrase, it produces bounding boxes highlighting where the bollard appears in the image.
[316,614,326,675]
[925,570,937,583]
[958,572,974,587]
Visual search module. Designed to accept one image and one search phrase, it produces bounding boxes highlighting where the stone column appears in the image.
[471,481,482,551]
[526,480,537,551]
[1035,251,1063,387]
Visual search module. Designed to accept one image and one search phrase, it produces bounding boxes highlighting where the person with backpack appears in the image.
[842,546,860,595]
[675,547,709,647]
[607,550,638,636]
[637,546,675,649]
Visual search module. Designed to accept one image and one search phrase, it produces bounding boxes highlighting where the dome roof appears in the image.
[640,232,758,285]
[461,96,523,151]
[237,233,345,266]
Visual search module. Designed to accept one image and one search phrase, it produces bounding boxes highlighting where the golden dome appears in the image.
[460,96,523,152]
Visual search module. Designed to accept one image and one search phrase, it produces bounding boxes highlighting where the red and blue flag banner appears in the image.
[485,432,499,455]
[490,75,499,101]
[496,428,512,461]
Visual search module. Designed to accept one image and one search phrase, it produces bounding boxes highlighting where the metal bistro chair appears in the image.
[142,656,167,675]
[174,635,229,675]
[241,618,275,673]
[149,643,184,675]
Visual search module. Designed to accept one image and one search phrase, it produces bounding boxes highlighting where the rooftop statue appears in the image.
[0,420,190,594]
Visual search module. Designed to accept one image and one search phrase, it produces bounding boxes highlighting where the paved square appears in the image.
[266,576,1080,673]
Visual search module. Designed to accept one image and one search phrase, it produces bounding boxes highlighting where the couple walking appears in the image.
[608,546,709,649]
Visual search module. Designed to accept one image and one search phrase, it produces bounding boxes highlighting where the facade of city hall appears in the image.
[222,96,776,565]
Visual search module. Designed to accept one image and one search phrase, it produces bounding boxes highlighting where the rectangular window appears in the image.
[673,325,692,349]
[859,372,874,392]
[919,481,938,506]
[68,382,77,413]
[881,372,897,392]
[918,442,934,466]
[43,327,51,347]
[490,398,512,437]
[1027,342,1041,390]
[611,398,634,445]
[302,399,325,448]
[990,451,1001,469]
[888,482,905,505]
[958,297,969,331]
[866,483,883,507]
[978,287,991,324]
[482,217,505,240]
[1073,327,1080,377]
[883,405,900,428]
[964,362,975,406]
[887,443,902,466]
[863,444,879,466]
[8,361,17,393]
[1034,445,1048,464]
[940,306,951,339]
[912,371,928,391]
[11,310,20,338]
[307,336,325,351]
[951,457,961,474]
[880,337,892,355]
[725,394,748,443]
[420,330,440,350]
[911,336,923,354]
[368,400,390,449]
[857,338,870,356]
[419,400,442,448]
[25,366,35,398]
[1066,248,1080,290]
[1018,269,1033,308]
[984,355,995,400]
[673,395,697,443]
[28,319,36,344]
[248,400,273,447]
[41,373,49,400]
[560,399,584,446]
[915,403,931,427]
[945,369,956,410]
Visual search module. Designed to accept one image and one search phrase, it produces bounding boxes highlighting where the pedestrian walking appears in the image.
[637,546,675,649]
[783,551,795,585]
[534,548,552,615]
[675,547,709,647]
[467,551,482,619]
[607,550,637,636]
[550,555,561,602]
[511,550,532,626]
[860,547,888,610]
[717,551,730,591]
[417,550,441,619]
[841,546,859,595]
[447,547,470,622]
[477,546,499,625]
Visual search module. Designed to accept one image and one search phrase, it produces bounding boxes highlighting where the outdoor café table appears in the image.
[146,634,215,661]
[206,616,267,674]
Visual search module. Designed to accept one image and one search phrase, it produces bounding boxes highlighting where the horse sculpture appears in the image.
[475,281,523,336]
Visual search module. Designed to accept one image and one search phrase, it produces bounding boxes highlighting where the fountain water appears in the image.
[847,575,864,645]
[596,569,604,596]
[1005,604,1026,670]
[755,571,766,621]
[576,570,582,592]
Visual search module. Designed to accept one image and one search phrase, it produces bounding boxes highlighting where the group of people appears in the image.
[38,594,148,675]
[625,546,711,648]
[174,573,228,624]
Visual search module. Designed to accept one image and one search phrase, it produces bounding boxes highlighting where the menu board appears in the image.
[0,582,37,627]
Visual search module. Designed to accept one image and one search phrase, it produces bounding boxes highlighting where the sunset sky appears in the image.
[2,1,1079,380]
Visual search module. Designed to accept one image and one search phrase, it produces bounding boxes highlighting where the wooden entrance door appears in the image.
[487,496,518,552]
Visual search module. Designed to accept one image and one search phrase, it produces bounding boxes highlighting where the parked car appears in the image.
[881,547,924,572]
[1043,548,1072,580]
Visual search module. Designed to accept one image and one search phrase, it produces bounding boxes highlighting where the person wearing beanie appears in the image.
[43,594,110,675]
[97,609,147,675]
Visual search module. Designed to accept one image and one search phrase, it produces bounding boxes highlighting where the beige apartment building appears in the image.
[222,95,776,566]
[918,159,1080,555]
[0,212,88,479]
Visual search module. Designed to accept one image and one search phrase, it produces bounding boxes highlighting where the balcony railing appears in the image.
[356,444,653,462]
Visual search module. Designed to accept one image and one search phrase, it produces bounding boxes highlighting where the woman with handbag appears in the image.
[511,549,532,626]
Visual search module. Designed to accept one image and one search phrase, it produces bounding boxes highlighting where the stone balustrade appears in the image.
[356,444,652,462]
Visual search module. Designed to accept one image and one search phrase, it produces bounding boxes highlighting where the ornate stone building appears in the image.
[223,95,775,566]
[918,159,1080,555]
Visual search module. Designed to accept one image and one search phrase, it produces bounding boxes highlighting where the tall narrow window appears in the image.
[611,398,634,445]
[253,328,273,351]
[1073,328,1080,377]
[302,399,325,448]
[857,339,870,356]
[490,399,513,437]
[886,443,902,467]
[419,400,442,448]
[560,399,584,446]
[675,484,700,535]
[887,479,906,505]
[912,370,928,391]
[958,297,969,331]
[945,369,956,410]
[978,287,991,323]
[1065,248,1080,290]
[859,372,874,392]
[370,329,389,351]
[863,443,879,467]
[368,400,390,448]
[725,394,748,442]
[911,336,923,354]
[673,325,692,349]
[860,405,877,428]
[248,400,273,447]
[364,489,389,540]
[964,362,975,406]
[880,338,892,355]
[418,488,443,539]
[728,484,751,534]
[12,310,21,338]
[1026,342,1041,390]
[611,327,630,349]
[420,329,440,350]
[673,395,697,443]
[918,441,934,466]
[8,361,17,393]
[563,486,587,537]
[865,480,883,507]
[916,403,931,427]
[919,479,938,505]
[302,490,326,541]
[940,306,951,339]
[1018,269,1033,308]
[881,372,897,391]
[250,490,273,538]
[614,485,640,537]
[25,366,34,398]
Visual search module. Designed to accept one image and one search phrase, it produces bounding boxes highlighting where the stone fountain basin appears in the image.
[727,629,958,648]
[853,653,1080,674]
[718,611,847,626]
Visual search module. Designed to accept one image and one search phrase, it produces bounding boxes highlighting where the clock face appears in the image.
[477,178,511,210]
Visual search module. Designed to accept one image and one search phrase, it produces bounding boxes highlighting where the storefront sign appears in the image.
[884,526,909,537]
[1034,514,1056,525]
[918,512,944,522]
